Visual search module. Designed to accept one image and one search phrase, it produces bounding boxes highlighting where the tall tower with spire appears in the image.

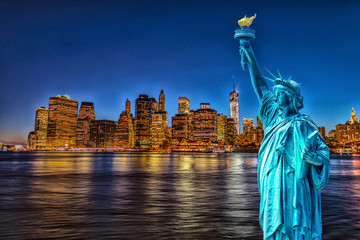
[159,88,165,112]
[230,77,240,135]
[125,99,131,113]
[114,99,135,148]
[150,87,168,149]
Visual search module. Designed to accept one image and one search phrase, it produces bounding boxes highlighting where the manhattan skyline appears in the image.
[1,0,360,145]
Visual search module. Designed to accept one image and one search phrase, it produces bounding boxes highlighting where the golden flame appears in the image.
[238,13,256,27]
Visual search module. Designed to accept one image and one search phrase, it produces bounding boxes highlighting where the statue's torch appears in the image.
[234,14,256,70]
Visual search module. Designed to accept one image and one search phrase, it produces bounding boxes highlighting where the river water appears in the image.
[0,152,359,239]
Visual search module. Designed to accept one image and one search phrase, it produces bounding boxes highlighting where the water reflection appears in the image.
[0,152,359,239]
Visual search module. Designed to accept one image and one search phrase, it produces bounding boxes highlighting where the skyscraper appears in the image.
[192,103,217,142]
[172,96,191,144]
[46,95,78,148]
[318,126,326,139]
[242,118,256,145]
[135,94,153,149]
[34,107,49,149]
[217,114,227,142]
[226,118,237,145]
[243,118,255,133]
[151,89,168,149]
[336,107,360,144]
[159,88,165,112]
[90,120,115,148]
[114,99,135,148]
[125,99,131,113]
[230,87,240,135]
[172,114,190,143]
[76,102,95,148]
[28,131,36,149]
[151,112,168,149]
[178,97,190,115]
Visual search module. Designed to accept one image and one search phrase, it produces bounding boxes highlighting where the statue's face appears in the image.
[274,86,292,108]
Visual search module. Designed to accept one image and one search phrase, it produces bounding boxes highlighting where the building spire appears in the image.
[159,87,165,112]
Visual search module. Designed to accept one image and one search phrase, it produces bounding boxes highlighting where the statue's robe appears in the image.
[258,91,330,240]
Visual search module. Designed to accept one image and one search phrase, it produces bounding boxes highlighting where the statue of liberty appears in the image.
[235,15,331,240]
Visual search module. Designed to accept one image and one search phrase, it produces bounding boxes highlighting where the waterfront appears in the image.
[0,152,359,239]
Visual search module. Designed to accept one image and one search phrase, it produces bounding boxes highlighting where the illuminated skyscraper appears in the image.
[151,112,168,149]
[34,107,49,149]
[114,99,135,148]
[172,114,190,143]
[125,99,131,113]
[192,103,217,142]
[226,118,237,145]
[217,114,227,142]
[172,96,191,144]
[135,94,154,149]
[46,95,78,149]
[230,89,240,135]
[76,102,95,148]
[349,107,360,124]
[242,118,256,145]
[90,120,115,148]
[178,97,190,114]
[336,107,360,144]
[159,89,165,112]
[243,118,255,133]
[28,131,36,149]
[150,97,159,113]
[318,126,326,139]
[151,89,168,149]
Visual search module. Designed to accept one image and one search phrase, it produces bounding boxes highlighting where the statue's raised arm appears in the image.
[234,14,269,101]
[240,44,269,101]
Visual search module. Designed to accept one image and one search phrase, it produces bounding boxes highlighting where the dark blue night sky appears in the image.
[1,0,360,144]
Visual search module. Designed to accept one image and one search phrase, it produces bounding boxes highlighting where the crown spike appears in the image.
[263,76,275,82]
[277,69,283,79]
[287,75,292,82]
[265,68,277,79]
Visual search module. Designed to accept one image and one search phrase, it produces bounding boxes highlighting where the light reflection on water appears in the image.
[0,152,359,239]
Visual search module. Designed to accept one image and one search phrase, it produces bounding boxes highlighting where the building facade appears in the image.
[28,131,36,149]
[151,111,168,149]
[336,108,360,145]
[76,102,95,148]
[318,126,326,140]
[34,107,49,149]
[135,94,153,149]
[226,118,237,145]
[192,104,217,142]
[114,99,135,148]
[46,95,78,149]
[217,114,227,142]
[178,97,190,115]
[90,120,115,148]
[172,114,190,143]
[230,90,240,135]
[150,89,168,149]
[159,89,165,112]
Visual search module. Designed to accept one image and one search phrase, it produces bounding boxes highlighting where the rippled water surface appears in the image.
[0,152,359,239]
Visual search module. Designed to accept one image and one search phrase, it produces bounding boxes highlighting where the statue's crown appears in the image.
[264,69,300,94]
[274,79,298,93]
